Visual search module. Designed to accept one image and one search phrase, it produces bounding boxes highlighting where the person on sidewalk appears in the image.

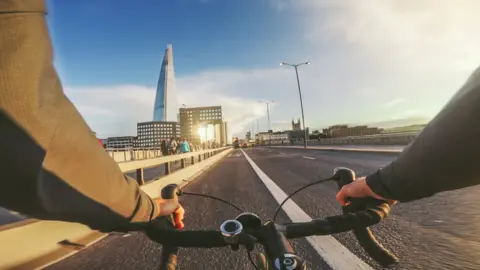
[180,138,191,154]
[188,141,194,152]
[168,137,178,155]
[160,139,168,156]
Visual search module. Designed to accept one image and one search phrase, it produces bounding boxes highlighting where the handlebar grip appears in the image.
[161,184,182,200]
[159,184,183,270]
[161,184,183,229]
[351,227,398,267]
[332,167,398,267]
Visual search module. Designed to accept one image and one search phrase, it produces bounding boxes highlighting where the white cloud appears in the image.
[65,82,268,139]
[66,0,480,138]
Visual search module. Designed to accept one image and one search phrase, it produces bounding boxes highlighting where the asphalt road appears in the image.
[47,147,480,270]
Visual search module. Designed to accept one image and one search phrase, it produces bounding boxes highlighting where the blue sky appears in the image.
[48,0,307,87]
[47,0,480,138]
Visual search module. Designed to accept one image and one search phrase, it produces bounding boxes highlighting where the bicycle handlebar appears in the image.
[149,169,399,269]
[332,167,398,267]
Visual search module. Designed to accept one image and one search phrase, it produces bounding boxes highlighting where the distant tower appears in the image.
[292,118,301,131]
[153,44,176,121]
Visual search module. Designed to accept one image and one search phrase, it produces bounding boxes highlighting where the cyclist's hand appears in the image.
[336,177,396,206]
[155,198,185,229]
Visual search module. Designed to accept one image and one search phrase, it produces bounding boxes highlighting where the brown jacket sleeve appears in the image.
[0,0,159,232]
[366,66,480,202]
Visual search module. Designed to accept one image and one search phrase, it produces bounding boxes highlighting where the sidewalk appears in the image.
[272,144,406,153]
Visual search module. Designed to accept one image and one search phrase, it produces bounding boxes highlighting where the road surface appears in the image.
[47,147,480,270]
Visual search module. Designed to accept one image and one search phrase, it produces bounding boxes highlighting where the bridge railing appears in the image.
[0,147,230,229]
[259,131,421,146]
[105,144,213,162]
[119,146,230,185]
[0,146,233,270]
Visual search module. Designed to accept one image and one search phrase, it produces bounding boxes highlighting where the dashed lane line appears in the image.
[241,149,373,270]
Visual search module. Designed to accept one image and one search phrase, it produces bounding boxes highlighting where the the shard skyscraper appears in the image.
[153,44,175,121]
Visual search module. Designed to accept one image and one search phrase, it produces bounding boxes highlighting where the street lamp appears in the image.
[260,100,274,146]
[280,61,310,148]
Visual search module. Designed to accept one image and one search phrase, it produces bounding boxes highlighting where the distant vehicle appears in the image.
[233,139,240,149]
[237,139,249,148]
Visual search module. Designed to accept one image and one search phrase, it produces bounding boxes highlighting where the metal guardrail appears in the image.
[119,147,230,185]
[0,147,230,231]
[105,145,217,162]
[0,147,235,270]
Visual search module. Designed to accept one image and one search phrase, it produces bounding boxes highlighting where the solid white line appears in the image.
[302,156,315,160]
[241,149,373,270]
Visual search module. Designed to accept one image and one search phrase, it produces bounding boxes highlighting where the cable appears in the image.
[181,192,244,213]
[272,177,333,222]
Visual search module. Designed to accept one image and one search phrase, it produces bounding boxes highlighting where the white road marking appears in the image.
[280,152,286,155]
[241,149,373,270]
[302,156,315,160]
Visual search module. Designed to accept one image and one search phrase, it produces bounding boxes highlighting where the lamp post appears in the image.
[280,61,310,148]
[261,100,274,146]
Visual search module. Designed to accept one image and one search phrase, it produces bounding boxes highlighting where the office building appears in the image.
[153,44,175,121]
[256,131,289,143]
[288,128,310,141]
[292,118,301,131]
[179,106,227,145]
[137,121,180,148]
[106,136,137,149]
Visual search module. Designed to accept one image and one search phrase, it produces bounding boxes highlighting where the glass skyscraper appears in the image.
[153,44,175,121]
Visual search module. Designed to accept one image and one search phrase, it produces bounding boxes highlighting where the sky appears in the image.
[47,0,480,138]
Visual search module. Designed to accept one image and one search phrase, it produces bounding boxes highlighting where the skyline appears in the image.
[48,0,480,138]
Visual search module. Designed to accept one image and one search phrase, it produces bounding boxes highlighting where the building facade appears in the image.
[256,131,289,143]
[179,106,227,145]
[322,125,382,138]
[288,128,310,141]
[137,121,180,148]
[106,136,137,149]
[153,44,175,121]
[292,118,301,131]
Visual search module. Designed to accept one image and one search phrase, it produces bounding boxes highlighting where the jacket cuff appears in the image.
[129,191,160,225]
[365,166,395,200]
[0,0,46,13]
